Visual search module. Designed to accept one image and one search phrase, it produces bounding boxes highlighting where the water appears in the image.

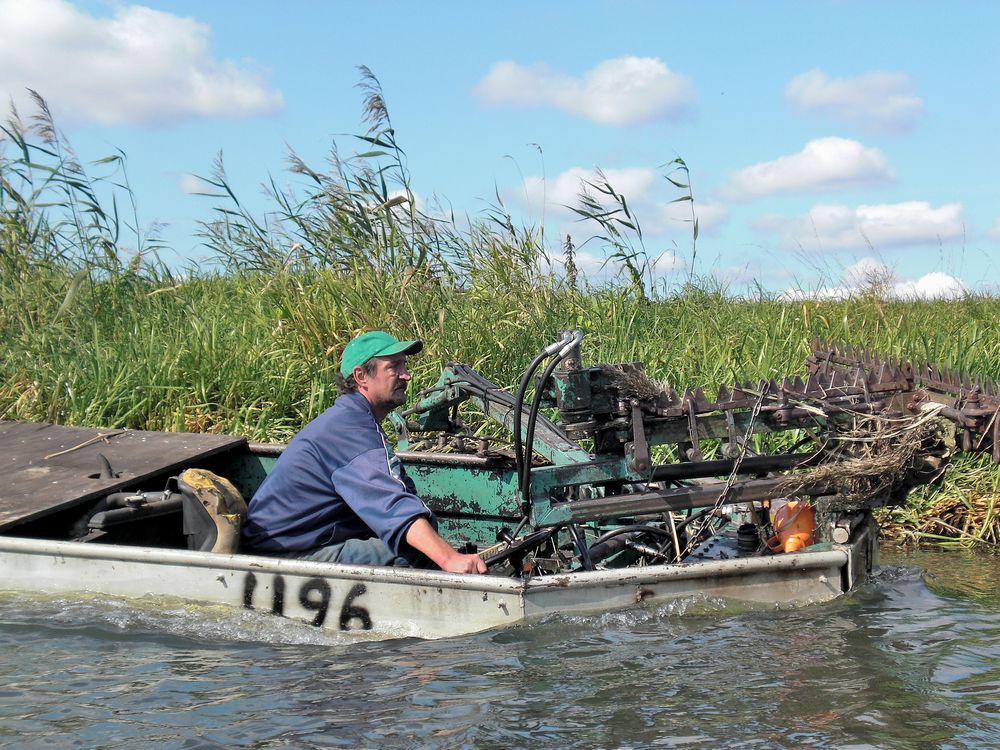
[1,549,998,749]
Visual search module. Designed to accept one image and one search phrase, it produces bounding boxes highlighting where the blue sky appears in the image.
[2,0,997,297]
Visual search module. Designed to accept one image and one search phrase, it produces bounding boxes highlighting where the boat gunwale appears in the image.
[521,548,849,590]
[0,534,850,595]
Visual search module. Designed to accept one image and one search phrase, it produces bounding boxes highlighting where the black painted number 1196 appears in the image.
[242,572,372,630]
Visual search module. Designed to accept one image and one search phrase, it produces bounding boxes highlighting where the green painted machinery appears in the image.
[390,331,994,574]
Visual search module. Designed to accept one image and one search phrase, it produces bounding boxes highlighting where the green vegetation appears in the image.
[2,83,998,548]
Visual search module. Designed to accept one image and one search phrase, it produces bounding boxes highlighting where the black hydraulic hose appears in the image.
[673,507,728,553]
[512,334,574,506]
[513,351,555,497]
[589,523,675,548]
[568,523,595,571]
[676,507,713,532]
[87,496,183,530]
[103,490,171,508]
[520,352,568,503]
[520,332,582,507]
[588,524,678,564]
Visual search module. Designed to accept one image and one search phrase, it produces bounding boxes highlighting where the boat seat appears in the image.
[177,469,247,554]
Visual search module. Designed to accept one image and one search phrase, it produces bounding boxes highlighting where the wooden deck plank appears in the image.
[0,421,247,531]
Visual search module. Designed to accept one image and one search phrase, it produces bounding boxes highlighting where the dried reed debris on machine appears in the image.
[599,364,670,402]
[780,407,956,508]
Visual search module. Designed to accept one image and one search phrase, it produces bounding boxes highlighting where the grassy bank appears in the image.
[2,87,998,548]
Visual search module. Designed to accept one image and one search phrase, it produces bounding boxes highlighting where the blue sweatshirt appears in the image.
[242,391,433,558]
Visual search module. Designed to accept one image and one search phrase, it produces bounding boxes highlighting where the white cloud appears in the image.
[178,174,206,194]
[723,138,893,200]
[566,248,607,277]
[649,249,685,275]
[557,245,685,287]
[519,166,693,286]
[757,201,965,252]
[782,258,964,300]
[649,198,728,236]
[893,272,965,299]
[841,256,891,288]
[712,259,798,289]
[518,165,726,231]
[786,69,923,134]
[0,0,283,126]
[521,167,659,214]
[513,165,728,268]
[474,57,695,125]
[989,218,1000,240]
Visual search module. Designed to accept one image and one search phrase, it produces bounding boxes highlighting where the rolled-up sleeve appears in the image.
[331,447,432,556]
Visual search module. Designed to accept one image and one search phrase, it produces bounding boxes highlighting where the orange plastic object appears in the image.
[767,500,815,553]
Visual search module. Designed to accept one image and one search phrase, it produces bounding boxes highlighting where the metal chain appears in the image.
[679,390,767,558]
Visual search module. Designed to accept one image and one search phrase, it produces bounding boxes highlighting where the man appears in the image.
[243,331,487,574]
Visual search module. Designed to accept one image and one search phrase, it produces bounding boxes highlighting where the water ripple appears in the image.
[1,550,999,749]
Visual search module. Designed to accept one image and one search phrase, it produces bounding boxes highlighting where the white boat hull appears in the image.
[0,523,875,640]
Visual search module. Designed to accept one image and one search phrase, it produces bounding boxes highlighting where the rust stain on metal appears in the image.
[635,588,655,603]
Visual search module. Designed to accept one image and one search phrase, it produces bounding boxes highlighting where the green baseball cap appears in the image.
[340,331,423,378]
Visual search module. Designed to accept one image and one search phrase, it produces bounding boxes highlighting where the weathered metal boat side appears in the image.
[0,529,866,640]
[0,535,523,638]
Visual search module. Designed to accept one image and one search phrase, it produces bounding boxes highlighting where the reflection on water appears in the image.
[891,547,1000,606]
[1,549,999,749]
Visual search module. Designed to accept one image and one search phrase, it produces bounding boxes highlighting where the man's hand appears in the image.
[440,551,488,574]
[405,518,488,574]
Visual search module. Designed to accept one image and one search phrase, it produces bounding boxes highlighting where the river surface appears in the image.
[1,548,998,749]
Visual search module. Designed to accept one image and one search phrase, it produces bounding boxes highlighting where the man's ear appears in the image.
[353,365,368,387]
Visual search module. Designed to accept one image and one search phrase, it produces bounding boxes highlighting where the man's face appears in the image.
[355,354,411,417]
